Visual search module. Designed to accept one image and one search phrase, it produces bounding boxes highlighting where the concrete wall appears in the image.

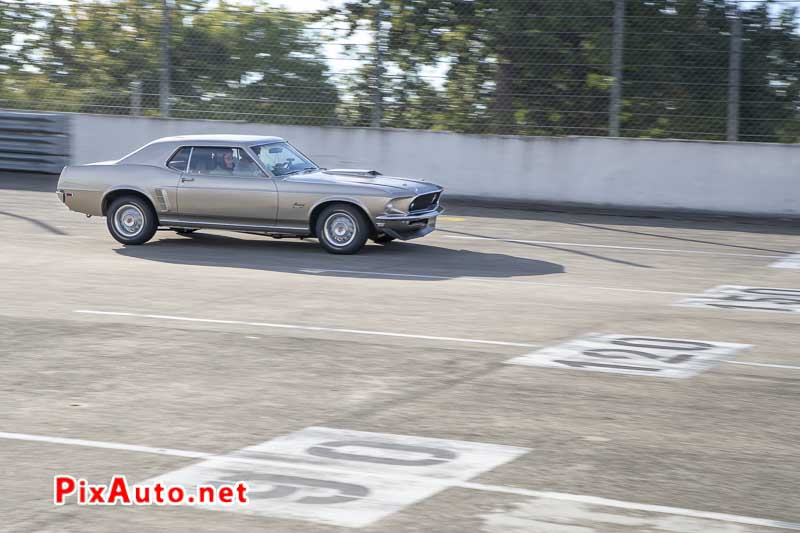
[71,114,800,217]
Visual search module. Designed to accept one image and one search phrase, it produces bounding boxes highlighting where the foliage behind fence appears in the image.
[1,0,799,142]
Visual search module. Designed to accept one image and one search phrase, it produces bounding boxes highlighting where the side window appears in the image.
[187,147,264,177]
[167,147,191,172]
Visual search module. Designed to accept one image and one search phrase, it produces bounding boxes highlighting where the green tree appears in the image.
[327,0,800,141]
[170,2,339,124]
[738,2,800,142]
[325,0,615,134]
[4,0,340,125]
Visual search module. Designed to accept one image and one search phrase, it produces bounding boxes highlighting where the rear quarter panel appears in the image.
[58,164,180,217]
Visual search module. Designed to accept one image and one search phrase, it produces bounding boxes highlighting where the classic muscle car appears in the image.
[56,134,444,254]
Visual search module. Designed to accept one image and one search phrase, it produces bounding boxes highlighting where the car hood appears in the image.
[301,169,440,195]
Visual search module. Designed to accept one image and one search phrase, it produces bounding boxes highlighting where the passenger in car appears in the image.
[216,148,236,173]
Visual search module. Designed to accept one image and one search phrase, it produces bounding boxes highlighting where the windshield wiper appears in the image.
[283,167,319,176]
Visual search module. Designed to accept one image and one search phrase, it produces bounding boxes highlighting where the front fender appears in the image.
[307,195,385,234]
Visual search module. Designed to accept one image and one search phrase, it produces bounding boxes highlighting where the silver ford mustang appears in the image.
[56,134,444,254]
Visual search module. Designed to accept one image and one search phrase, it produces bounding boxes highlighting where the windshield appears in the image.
[251,142,318,176]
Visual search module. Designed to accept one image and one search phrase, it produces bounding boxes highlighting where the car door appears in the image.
[250,142,325,230]
[177,146,278,226]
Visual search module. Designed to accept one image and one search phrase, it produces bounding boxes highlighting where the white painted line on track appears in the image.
[299,269,696,296]
[75,311,800,371]
[0,431,209,459]
[722,360,800,370]
[74,310,538,348]
[771,253,800,269]
[443,235,784,259]
[457,482,800,531]
[0,431,462,487]
[1,430,797,530]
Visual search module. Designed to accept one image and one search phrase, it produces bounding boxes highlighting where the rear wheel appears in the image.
[315,204,369,254]
[106,196,158,245]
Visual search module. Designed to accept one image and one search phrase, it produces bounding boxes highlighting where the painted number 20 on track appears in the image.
[678,286,800,313]
[507,334,750,378]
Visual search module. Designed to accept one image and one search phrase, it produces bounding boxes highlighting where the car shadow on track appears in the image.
[114,231,564,280]
[439,228,654,269]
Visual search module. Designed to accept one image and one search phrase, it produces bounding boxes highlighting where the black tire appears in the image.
[372,234,395,244]
[172,228,198,235]
[106,196,158,245]
[315,203,370,255]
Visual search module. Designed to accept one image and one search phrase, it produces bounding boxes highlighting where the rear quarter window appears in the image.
[167,147,192,172]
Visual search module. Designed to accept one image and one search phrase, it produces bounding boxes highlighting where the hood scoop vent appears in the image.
[323,168,382,178]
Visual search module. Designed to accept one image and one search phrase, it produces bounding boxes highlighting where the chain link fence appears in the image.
[1,0,798,142]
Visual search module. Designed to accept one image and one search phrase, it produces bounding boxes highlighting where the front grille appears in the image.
[409,192,440,213]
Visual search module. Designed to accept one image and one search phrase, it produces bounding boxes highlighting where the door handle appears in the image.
[181,176,195,182]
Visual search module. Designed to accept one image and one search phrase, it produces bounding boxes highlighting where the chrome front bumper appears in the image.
[376,205,444,222]
[375,206,442,241]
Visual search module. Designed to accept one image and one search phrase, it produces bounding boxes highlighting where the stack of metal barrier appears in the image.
[0,111,69,174]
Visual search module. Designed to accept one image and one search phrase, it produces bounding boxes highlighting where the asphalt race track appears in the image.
[1,172,799,532]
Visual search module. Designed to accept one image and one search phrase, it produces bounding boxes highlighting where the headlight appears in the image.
[384,201,406,215]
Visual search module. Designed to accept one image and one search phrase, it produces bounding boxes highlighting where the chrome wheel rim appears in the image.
[113,204,145,238]
[323,212,357,248]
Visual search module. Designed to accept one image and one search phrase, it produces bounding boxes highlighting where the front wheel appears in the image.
[106,196,158,245]
[315,204,370,254]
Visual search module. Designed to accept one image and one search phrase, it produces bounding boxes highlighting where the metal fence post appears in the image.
[130,80,142,116]
[609,0,625,137]
[159,0,172,118]
[370,1,385,128]
[727,9,742,142]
